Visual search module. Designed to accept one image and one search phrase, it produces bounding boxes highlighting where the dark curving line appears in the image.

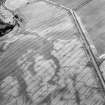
[0,24,15,37]
[0,0,6,6]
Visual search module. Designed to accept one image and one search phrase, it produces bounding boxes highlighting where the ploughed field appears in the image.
[0,1,105,105]
[51,0,105,55]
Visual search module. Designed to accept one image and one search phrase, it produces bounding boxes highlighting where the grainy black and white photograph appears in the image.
[0,0,105,105]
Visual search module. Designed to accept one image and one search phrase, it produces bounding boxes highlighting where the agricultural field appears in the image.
[0,1,105,105]
[51,0,105,55]
[1,0,105,55]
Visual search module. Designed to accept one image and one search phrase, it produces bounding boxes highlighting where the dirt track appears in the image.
[51,0,105,55]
